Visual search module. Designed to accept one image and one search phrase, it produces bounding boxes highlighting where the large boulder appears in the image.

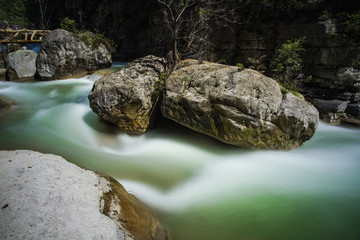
[161,60,319,150]
[89,55,166,134]
[6,50,37,81]
[0,150,168,240]
[36,29,112,80]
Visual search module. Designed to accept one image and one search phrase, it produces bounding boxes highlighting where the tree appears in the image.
[37,0,51,30]
[156,0,199,68]
[0,0,28,26]
[157,0,247,68]
[270,37,306,91]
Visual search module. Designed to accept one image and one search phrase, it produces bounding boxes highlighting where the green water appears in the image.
[0,75,360,240]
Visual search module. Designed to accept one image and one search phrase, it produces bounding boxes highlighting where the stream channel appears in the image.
[1,64,360,240]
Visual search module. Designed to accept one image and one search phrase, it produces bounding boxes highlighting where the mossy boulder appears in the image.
[36,29,112,80]
[88,55,166,134]
[161,59,319,150]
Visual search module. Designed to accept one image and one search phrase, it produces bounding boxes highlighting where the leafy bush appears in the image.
[59,17,77,32]
[270,37,306,91]
[337,11,360,69]
[236,63,244,70]
[59,18,116,52]
[247,55,267,73]
[78,31,116,52]
[319,10,360,69]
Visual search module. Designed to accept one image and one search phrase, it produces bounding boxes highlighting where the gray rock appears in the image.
[312,99,349,114]
[6,50,37,81]
[161,59,319,150]
[89,55,166,134]
[36,29,112,80]
[346,103,360,117]
[0,68,6,81]
[336,67,360,85]
[0,97,13,113]
[0,150,168,240]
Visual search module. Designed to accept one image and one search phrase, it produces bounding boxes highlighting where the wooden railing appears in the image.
[0,29,51,43]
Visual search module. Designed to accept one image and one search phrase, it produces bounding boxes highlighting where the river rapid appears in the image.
[0,71,360,240]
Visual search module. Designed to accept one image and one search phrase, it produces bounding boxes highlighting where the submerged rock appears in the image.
[6,50,37,81]
[0,69,6,81]
[36,29,112,80]
[89,55,166,134]
[0,97,13,114]
[161,59,319,150]
[0,150,168,240]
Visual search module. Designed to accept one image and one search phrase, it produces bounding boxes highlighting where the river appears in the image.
[0,70,360,240]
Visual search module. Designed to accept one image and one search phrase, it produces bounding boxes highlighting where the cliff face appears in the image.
[54,0,167,60]
[53,0,358,64]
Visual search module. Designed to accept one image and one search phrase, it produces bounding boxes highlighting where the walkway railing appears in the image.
[0,29,51,43]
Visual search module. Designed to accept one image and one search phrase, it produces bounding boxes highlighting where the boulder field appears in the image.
[89,57,319,150]
[0,150,168,240]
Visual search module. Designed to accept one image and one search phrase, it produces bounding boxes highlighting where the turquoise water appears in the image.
[0,75,360,240]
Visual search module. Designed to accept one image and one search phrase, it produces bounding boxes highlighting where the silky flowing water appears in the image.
[1,71,360,240]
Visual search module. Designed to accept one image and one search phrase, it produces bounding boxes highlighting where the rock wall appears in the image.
[53,0,167,61]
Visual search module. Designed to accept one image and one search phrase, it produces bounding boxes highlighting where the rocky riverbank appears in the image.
[0,150,168,240]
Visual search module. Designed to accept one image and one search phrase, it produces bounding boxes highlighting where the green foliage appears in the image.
[338,11,360,37]
[0,0,28,26]
[236,63,244,69]
[158,73,167,83]
[59,17,77,32]
[247,55,267,73]
[337,11,360,69]
[320,10,360,69]
[262,0,312,17]
[319,10,333,21]
[270,37,306,91]
[78,30,116,52]
[59,18,116,52]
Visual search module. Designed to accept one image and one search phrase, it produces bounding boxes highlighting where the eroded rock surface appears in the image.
[161,60,319,150]
[36,29,112,80]
[0,150,168,240]
[88,55,166,134]
[6,50,37,81]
